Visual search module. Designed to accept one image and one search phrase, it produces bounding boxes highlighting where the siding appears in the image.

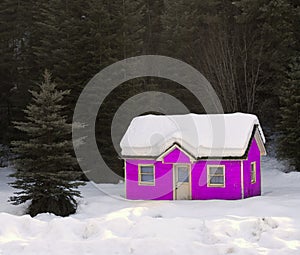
[125,137,262,200]
[126,160,173,200]
[243,138,261,198]
[191,160,242,200]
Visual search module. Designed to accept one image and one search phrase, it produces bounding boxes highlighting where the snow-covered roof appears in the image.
[120,113,266,159]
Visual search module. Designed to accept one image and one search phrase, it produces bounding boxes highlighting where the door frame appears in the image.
[173,164,192,200]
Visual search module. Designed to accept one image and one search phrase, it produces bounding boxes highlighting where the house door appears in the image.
[174,165,191,200]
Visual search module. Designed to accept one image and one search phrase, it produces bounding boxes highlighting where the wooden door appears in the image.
[174,165,190,200]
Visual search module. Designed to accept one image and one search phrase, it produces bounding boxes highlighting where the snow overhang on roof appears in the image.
[120,113,266,159]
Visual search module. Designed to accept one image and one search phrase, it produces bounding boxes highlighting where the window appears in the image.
[251,162,256,184]
[208,165,225,187]
[139,165,155,185]
[177,166,189,183]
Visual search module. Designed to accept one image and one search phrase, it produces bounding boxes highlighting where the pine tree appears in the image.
[93,0,149,179]
[161,0,199,62]
[277,57,300,171]
[0,0,33,143]
[10,70,84,217]
[236,0,298,122]
[143,0,164,54]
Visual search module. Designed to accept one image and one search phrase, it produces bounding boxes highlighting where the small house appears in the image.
[120,113,266,200]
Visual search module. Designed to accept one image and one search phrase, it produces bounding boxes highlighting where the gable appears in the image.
[254,129,267,156]
[157,144,195,163]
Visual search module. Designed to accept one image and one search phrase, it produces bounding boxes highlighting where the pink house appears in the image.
[120,113,266,200]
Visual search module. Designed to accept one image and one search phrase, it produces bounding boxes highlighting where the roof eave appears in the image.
[121,124,266,160]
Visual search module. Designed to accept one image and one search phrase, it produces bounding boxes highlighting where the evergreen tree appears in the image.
[94,0,148,179]
[0,0,33,143]
[143,0,164,54]
[277,57,300,171]
[10,70,84,217]
[236,0,298,122]
[161,0,198,62]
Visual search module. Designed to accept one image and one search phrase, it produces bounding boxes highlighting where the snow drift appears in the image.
[0,156,300,255]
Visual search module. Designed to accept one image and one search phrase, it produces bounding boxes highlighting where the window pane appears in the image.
[141,166,153,174]
[210,176,224,184]
[141,174,154,182]
[208,166,224,186]
[251,163,256,183]
[209,167,223,175]
[177,167,189,182]
[140,166,154,183]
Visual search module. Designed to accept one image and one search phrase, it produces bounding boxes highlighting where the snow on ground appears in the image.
[0,157,300,255]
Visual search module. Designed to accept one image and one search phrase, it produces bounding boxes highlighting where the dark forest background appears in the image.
[0,0,299,174]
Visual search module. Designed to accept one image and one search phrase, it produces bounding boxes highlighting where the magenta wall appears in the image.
[125,159,173,200]
[191,160,242,200]
[125,138,262,200]
[243,138,261,198]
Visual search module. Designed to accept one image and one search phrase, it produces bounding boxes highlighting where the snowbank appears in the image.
[0,157,299,255]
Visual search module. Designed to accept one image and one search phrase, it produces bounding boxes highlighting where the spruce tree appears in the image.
[0,0,33,143]
[92,0,148,179]
[277,57,300,171]
[237,0,298,122]
[10,70,84,217]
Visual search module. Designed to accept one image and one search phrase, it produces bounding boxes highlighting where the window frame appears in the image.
[207,165,225,187]
[251,162,256,184]
[138,164,155,186]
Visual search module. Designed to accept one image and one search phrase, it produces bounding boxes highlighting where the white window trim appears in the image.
[251,161,256,184]
[138,164,155,186]
[207,165,225,188]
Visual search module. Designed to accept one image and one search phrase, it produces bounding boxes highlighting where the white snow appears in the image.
[0,157,300,255]
[120,113,265,158]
